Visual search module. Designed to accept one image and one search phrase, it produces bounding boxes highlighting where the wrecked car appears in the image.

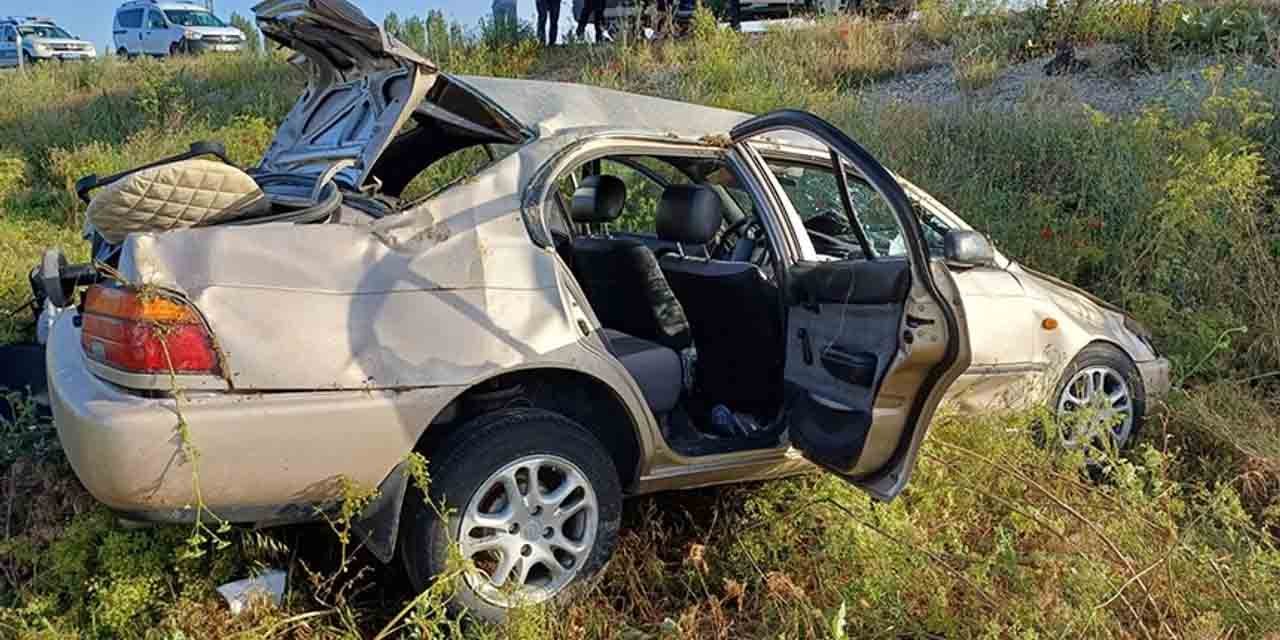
[29,0,1169,620]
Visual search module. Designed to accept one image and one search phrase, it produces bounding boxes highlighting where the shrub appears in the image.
[0,154,26,203]
[1174,3,1274,58]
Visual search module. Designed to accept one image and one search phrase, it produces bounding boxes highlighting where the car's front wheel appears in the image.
[1052,343,1146,452]
[399,408,621,622]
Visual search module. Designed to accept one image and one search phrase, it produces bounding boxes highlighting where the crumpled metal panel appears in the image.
[456,75,749,139]
[253,0,435,188]
[119,151,578,390]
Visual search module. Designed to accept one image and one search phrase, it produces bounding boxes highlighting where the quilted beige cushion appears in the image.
[87,159,268,244]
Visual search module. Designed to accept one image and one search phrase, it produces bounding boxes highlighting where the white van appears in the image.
[0,16,97,67]
[112,0,245,57]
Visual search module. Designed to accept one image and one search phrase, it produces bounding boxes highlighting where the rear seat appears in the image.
[601,329,683,415]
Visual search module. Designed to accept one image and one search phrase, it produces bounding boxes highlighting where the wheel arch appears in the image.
[354,366,649,563]
[1062,338,1141,376]
[414,367,647,488]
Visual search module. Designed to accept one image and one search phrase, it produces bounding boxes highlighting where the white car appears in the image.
[0,17,97,67]
[112,0,245,58]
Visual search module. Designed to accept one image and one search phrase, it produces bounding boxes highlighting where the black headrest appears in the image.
[656,184,722,245]
[571,175,627,224]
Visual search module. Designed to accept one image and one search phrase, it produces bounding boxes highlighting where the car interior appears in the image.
[546,153,789,457]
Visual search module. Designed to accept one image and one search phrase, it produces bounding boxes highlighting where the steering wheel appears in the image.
[713,216,759,260]
[806,229,864,259]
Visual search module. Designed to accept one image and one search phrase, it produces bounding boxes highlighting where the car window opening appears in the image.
[555,151,790,457]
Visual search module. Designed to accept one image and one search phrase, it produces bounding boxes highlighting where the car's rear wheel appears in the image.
[1051,344,1146,452]
[399,408,621,622]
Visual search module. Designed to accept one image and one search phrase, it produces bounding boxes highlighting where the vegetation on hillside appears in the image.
[2,3,1280,637]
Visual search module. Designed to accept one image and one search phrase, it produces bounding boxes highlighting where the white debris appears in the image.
[216,569,286,615]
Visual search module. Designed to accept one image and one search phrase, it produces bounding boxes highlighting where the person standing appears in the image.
[537,0,561,46]
[576,0,606,43]
[653,0,670,37]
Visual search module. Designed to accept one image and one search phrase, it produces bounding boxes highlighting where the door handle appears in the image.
[798,328,813,365]
[905,314,935,328]
[820,347,877,387]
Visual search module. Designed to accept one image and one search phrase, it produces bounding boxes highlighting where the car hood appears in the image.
[251,0,437,190]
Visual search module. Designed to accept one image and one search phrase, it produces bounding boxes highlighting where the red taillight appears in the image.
[80,285,219,375]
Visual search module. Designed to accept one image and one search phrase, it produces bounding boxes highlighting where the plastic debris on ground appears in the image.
[217,569,287,615]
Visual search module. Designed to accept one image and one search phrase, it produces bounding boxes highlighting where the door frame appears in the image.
[731,109,968,499]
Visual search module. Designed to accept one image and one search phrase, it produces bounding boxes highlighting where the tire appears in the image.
[169,42,182,57]
[116,47,129,59]
[399,408,622,623]
[1050,343,1146,452]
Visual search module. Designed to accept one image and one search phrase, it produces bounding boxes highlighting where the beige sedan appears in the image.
[36,0,1167,622]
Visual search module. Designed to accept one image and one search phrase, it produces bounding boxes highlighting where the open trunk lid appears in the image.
[252,0,437,191]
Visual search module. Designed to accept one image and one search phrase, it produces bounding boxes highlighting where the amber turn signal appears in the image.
[1042,317,1059,331]
[80,284,219,375]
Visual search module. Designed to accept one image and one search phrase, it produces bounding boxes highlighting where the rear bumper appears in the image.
[47,311,459,523]
[1137,357,1172,400]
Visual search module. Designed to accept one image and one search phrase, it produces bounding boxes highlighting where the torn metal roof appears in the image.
[456,75,753,139]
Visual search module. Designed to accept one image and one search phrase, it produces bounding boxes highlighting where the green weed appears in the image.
[1,9,1280,638]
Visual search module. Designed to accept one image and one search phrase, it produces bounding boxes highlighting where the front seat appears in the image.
[569,175,691,351]
[656,184,784,418]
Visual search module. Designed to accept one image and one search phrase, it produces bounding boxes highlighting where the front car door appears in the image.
[731,110,971,500]
[143,9,171,55]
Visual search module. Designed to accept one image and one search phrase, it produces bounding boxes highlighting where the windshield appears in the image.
[18,25,73,39]
[163,10,225,27]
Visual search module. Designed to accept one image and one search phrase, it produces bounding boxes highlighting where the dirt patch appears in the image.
[857,45,1280,115]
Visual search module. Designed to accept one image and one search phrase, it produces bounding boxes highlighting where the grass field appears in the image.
[3,4,1280,638]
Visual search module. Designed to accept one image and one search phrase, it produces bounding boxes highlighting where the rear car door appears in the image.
[731,110,971,500]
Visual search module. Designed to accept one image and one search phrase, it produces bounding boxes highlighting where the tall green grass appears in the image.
[2,10,1280,638]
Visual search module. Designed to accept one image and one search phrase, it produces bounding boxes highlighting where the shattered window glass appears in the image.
[768,161,946,257]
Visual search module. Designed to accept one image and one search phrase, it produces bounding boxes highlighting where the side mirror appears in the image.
[944,229,995,268]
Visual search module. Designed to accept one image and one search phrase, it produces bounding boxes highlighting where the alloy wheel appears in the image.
[1055,365,1134,449]
[458,454,598,608]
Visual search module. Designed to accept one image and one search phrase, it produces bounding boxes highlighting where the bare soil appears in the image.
[858,44,1280,114]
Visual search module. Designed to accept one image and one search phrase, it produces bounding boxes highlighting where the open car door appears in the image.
[731,110,971,501]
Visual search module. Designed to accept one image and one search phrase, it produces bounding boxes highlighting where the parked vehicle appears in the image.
[113,0,245,57]
[575,0,810,34]
[0,16,97,67]
[28,0,1168,621]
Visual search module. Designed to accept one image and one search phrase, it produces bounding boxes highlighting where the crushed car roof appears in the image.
[457,76,752,139]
